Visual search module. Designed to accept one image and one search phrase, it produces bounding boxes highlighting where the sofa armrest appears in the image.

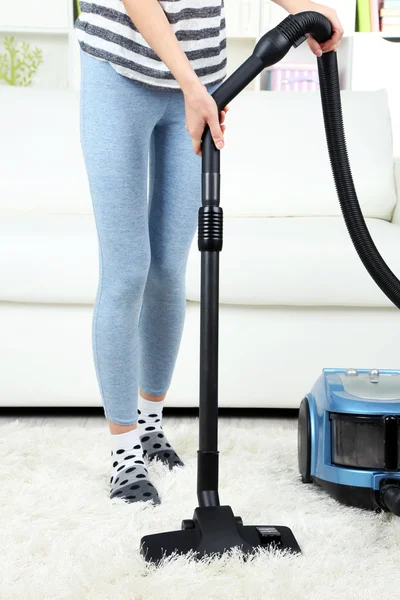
[391,157,400,226]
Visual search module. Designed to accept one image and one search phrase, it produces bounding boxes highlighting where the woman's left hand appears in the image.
[291,1,344,56]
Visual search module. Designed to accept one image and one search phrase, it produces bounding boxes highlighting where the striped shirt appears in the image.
[75,0,227,91]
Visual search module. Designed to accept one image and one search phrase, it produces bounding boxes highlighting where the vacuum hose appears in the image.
[271,12,400,308]
[206,11,400,308]
[316,44,400,309]
[381,484,400,516]
[273,13,400,308]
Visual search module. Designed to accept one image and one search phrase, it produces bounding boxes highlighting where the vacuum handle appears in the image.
[202,11,333,175]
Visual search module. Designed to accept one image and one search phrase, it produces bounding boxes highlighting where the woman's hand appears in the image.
[120,0,229,156]
[183,81,229,156]
[290,1,344,55]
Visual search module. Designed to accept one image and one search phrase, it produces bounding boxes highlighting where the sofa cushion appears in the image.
[2,214,400,307]
[219,89,396,219]
[186,216,400,307]
[0,214,98,304]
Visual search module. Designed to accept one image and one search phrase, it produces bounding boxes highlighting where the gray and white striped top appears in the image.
[75,0,227,91]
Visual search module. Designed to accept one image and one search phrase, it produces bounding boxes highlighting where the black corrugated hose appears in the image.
[281,12,400,309]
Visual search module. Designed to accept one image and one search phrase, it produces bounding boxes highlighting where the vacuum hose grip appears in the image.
[380,484,400,516]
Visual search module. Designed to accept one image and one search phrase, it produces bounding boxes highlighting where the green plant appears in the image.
[76,0,81,16]
[0,37,43,86]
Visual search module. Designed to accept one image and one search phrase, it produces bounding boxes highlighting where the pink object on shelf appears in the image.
[370,0,380,32]
[264,62,319,92]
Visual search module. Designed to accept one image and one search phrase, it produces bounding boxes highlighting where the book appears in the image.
[381,16,400,22]
[357,0,372,30]
[370,0,380,31]
[381,8,400,15]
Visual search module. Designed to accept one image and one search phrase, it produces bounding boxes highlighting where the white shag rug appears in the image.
[1,415,400,600]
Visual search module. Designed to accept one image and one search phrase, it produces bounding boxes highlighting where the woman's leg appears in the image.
[80,49,170,426]
[80,50,171,501]
[137,84,220,466]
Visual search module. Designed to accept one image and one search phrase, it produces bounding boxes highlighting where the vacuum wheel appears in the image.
[298,397,312,484]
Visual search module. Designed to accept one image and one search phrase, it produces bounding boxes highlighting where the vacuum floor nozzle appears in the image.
[140,505,301,564]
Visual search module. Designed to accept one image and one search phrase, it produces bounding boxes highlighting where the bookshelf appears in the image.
[0,0,76,89]
[0,0,399,96]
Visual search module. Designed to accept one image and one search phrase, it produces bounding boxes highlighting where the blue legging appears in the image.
[80,50,220,425]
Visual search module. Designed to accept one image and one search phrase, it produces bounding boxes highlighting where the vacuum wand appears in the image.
[196,11,332,510]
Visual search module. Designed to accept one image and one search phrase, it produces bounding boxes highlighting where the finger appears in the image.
[321,36,342,52]
[208,114,224,149]
[307,35,322,57]
[323,39,342,53]
[321,25,344,52]
[220,106,229,121]
[219,105,229,124]
[192,136,201,156]
[329,42,341,53]
[321,38,341,53]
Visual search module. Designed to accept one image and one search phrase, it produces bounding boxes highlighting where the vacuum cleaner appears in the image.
[140,10,400,564]
[299,369,400,515]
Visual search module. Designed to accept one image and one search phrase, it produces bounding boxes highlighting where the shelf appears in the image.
[0,0,71,31]
[354,31,400,38]
[0,32,70,88]
[0,27,71,35]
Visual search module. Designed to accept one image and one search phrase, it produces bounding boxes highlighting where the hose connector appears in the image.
[253,12,331,69]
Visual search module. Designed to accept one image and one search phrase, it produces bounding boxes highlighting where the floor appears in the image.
[0,406,299,429]
[2,405,398,600]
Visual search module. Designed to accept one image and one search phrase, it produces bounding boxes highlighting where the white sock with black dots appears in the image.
[109,428,160,504]
[137,397,184,470]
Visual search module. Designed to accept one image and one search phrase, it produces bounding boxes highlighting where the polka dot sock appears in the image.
[138,396,184,470]
[109,428,160,504]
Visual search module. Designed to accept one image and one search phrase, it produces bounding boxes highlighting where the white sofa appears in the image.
[1,86,400,410]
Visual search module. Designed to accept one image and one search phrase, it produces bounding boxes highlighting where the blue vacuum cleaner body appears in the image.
[299,368,400,515]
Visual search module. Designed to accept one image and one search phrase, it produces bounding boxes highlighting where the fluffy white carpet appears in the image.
[1,415,400,600]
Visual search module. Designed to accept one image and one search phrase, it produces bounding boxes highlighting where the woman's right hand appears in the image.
[183,82,229,156]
